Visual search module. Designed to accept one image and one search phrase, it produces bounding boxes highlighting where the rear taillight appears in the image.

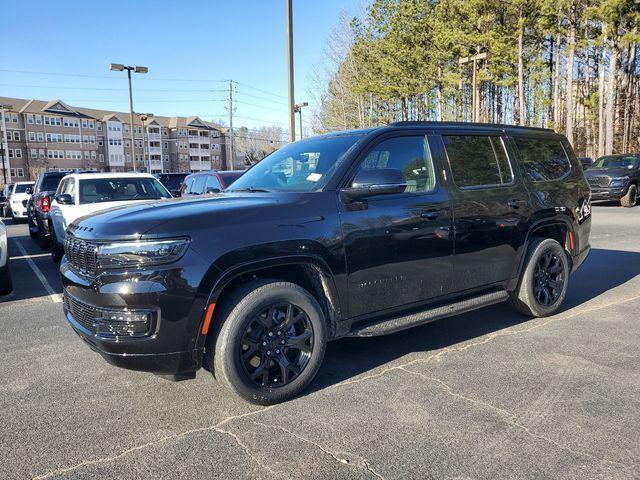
[41,196,51,213]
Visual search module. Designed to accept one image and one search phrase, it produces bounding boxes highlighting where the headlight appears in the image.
[97,238,189,269]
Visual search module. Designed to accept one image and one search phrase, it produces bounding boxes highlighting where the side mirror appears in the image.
[206,187,221,194]
[25,187,33,195]
[55,193,74,205]
[343,168,407,199]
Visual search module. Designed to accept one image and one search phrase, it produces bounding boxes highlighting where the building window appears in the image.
[13,131,20,141]
[125,140,131,147]
[37,132,44,142]
[39,149,45,158]
[98,139,104,146]
[30,148,37,158]
[99,153,104,162]
[27,115,34,124]
[163,155,169,162]
[15,148,21,158]
[35,115,42,124]
[91,151,96,159]
[163,141,168,149]
[7,149,13,158]
[28,132,36,141]
[11,114,18,123]
[9,168,15,177]
[16,168,24,177]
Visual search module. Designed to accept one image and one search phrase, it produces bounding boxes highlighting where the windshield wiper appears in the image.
[229,187,272,193]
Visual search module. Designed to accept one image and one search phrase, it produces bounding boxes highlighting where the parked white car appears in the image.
[4,181,35,222]
[49,173,172,262]
[0,219,11,294]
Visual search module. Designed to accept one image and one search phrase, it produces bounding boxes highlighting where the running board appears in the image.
[349,290,509,337]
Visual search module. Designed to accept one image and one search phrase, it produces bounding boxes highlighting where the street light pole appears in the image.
[286,0,296,142]
[110,63,148,172]
[459,50,487,122]
[137,113,152,173]
[294,102,308,140]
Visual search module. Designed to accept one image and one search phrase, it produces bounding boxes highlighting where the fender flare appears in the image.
[194,254,343,349]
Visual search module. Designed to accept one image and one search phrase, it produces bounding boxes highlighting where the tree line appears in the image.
[311,0,639,158]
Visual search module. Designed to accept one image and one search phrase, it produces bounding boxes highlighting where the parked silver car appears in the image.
[0,219,12,294]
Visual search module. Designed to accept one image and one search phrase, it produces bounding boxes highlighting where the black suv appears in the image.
[27,171,68,248]
[61,122,591,404]
[583,153,639,207]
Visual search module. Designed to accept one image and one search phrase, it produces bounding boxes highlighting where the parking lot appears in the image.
[0,204,639,479]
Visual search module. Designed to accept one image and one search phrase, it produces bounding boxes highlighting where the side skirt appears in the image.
[348,290,509,337]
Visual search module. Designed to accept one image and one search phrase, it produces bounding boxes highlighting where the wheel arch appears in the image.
[195,255,343,352]
[509,217,575,290]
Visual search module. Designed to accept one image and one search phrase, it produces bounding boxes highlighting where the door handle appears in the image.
[507,199,527,209]
[421,209,447,220]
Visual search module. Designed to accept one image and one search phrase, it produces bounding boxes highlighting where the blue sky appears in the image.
[1,0,361,134]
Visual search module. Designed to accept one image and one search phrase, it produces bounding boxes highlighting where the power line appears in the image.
[0,69,229,83]
[234,81,288,100]
[235,90,289,106]
[234,100,288,114]
[0,83,225,93]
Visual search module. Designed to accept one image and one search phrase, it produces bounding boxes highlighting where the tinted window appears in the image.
[158,174,187,191]
[41,175,64,192]
[513,137,571,181]
[444,136,513,188]
[14,183,34,193]
[228,135,363,192]
[183,176,194,194]
[205,175,222,193]
[218,171,243,188]
[190,175,207,194]
[78,178,171,204]
[356,136,436,193]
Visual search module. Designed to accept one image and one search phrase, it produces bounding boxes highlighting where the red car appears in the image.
[180,170,245,197]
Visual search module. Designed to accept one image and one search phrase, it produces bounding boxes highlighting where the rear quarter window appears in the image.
[513,136,571,182]
[443,135,514,188]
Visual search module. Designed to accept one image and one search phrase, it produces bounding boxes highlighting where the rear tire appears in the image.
[50,223,63,264]
[509,238,570,317]
[37,219,50,250]
[620,184,637,207]
[208,279,327,405]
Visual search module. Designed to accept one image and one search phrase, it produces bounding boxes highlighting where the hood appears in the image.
[584,167,635,177]
[10,192,31,202]
[69,193,288,241]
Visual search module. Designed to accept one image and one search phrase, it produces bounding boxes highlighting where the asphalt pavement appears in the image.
[1,204,639,479]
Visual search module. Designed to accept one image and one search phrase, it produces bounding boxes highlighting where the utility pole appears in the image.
[294,102,308,140]
[0,104,12,186]
[459,51,487,122]
[227,79,235,171]
[137,113,153,173]
[110,64,148,171]
[286,0,296,142]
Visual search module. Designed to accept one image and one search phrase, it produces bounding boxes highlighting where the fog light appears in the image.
[94,308,155,338]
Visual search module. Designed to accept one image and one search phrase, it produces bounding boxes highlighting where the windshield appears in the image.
[157,174,187,191]
[227,135,364,192]
[219,171,244,188]
[14,183,34,194]
[79,177,171,204]
[592,155,639,169]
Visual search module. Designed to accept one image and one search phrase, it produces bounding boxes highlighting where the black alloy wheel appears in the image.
[533,251,564,307]
[240,302,313,388]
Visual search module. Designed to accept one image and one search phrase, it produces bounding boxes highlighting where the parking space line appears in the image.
[14,240,63,304]
[10,253,50,260]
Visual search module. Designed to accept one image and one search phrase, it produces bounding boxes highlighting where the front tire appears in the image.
[209,279,327,405]
[621,184,637,207]
[509,238,570,317]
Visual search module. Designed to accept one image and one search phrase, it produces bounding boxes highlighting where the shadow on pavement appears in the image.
[310,247,640,393]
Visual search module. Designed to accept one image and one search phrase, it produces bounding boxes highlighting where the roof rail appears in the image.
[388,121,555,132]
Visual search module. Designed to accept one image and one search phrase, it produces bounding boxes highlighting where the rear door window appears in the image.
[443,135,513,188]
[513,137,571,181]
[205,175,222,193]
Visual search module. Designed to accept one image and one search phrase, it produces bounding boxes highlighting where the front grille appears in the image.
[63,291,97,332]
[587,175,611,188]
[64,236,98,276]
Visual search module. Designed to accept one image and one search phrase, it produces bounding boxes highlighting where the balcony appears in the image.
[148,146,162,155]
[189,135,209,144]
[190,160,211,171]
[189,148,210,156]
[147,132,162,141]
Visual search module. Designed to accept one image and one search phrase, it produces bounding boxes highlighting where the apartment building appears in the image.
[0,96,228,184]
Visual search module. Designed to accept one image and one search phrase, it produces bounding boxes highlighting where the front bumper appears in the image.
[588,186,627,201]
[61,249,210,376]
[10,205,28,218]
